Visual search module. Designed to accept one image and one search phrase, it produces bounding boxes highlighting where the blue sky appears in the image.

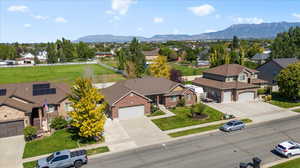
[1,0,300,43]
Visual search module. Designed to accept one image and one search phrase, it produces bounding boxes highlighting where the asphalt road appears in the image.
[85,115,300,168]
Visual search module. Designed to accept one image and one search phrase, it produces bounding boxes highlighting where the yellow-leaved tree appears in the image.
[149,55,170,79]
[69,78,106,139]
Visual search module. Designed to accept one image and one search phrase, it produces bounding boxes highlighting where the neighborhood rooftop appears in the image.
[272,58,299,68]
[203,64,258,76]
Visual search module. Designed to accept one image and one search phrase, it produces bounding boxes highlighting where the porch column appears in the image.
[156,95,160,105]
[38,108,43,128]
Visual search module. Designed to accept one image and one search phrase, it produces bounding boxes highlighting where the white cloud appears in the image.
[111,0,136,15]
[153,17,164,23]
[204,29,216,33]
[32,15,48,20]
[292,13,300,19]
[24,24,31,28]
[105,10,114,15]
[188,4,215,16]
[234,17,264,24]
[215,14,221,19]
[55,17,67,23]
[7,5,29,12]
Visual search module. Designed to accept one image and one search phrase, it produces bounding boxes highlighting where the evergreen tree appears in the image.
[232,36,240,50]
[128,38,146,77]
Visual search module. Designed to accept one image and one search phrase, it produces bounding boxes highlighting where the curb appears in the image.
[262,155,300,168]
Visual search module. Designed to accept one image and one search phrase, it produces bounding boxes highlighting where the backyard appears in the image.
[270,92,300,108]
[169,62,208,76]
[152,104,224,131]
[0,64,125,84]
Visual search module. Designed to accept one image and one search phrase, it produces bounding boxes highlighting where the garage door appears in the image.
[0,120,24,138]
[223,91,232,103]
[119,105,145,120]
[238,92,254,102]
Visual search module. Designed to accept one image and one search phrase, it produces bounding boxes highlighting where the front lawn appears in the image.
[23,129,101,158]
[152,104,224,131]
[0,64,125,84]
[293,109,300,113]
[270,92,300,108]
[23,161,36,168]
[147,110,165,117]
[271,158,300,168]
[169,63,208,76]
[168,119,252,137]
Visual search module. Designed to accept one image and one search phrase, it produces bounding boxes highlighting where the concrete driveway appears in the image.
[0,135,25,168]
[208,101,298,122]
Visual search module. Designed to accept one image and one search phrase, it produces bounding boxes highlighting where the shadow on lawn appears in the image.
[67,127,104,145]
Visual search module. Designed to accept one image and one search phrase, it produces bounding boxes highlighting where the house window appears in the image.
[64,103,73,112]
[47,105,55,113]
[239,75,245,81]
[171,96,177,102]
[187,94,192,101]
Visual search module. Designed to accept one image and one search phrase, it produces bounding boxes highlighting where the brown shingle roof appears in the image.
[102,77,180,105]
[192,77,259,90]
[0,82,70,113]
[142,48,160,56]
[204,64,258,77]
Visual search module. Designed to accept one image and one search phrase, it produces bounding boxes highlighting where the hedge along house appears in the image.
[0,82,71,138]
[192,64,268,103]
[101,77,197,120]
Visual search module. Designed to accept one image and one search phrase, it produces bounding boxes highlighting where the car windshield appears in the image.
[226,122,234,126]
[47,154,54,162]
[278,144,286,150]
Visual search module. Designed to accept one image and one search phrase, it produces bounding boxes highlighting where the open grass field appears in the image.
[169,62,208,76]
[152,104,224,131]
[0,64,125,84]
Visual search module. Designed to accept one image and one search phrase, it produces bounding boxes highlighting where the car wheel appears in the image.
[74,160,83,168]
[287,153,292,158]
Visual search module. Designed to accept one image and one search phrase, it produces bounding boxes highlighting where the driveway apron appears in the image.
[0,135,25,168]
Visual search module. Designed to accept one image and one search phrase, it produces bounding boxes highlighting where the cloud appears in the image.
[24,24,31,28]
[204,29,216,33]
[111,0,136,15]
[153,17,164,23]
[292,13,300,19]
[215,14,221,19]
[55,17,67,23]
[32,15,48,20]
[7,5,29,12]
[188,4,215,16]
[234,17,264,24]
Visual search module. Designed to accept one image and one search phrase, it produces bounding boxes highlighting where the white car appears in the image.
[274,141,300,158]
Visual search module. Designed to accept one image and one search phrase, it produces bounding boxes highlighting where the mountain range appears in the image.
[76,22,300,43]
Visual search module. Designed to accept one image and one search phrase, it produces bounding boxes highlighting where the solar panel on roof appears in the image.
[33,83,50,90]
[0,89,6,96]
[32,88,56,96]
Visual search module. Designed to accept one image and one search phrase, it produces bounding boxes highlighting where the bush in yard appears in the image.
[191,103,207,118]
[257,88,267,95]
[24,126,37,141]
[177,98,185,107]
[151,104,159,113]
[50,117,68,130]
[263,95,272,102]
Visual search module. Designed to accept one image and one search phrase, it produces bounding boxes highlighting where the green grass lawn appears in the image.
[0,64,125,84]
[169,63,208,76]
[23,146,109,168]
[23,129,102,158]
[271,158,300,168]
[147,110,165,117]
[168,119,252,137]
[152,104,224,131]
[270,92,300,108]
[100,59,118,68]
[293,109,300,113]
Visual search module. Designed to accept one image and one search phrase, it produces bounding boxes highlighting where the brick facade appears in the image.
[110,92,150,119]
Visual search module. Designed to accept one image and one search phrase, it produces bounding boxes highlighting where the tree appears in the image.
[149,55,170,79]
[271,27,300,59]
[209,44,230,67]
[125,61,137,78]
[46,43,58,63]
[247,42,264,58]
[170,69,182,83]
[159,47,178,61]
[128,38,146,77]
[232,36,240,50]
[69,78,107,139]
[277,62,300,100]
[116,48,126,70]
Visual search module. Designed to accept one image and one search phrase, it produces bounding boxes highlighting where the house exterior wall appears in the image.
[257,61,282,84]
[57,98,72,117]
[146,55,158,60]
[202,87,222,102]
[110,93,150,119]
[184,89,197,105]
[164,96,180,108]
[0,105,25,121]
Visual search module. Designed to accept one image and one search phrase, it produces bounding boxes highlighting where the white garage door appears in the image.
[238,92,254,102]
[223,91,232,103]
[119,105,145,120]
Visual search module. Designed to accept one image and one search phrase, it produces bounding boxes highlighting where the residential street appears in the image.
[86,115,300,168]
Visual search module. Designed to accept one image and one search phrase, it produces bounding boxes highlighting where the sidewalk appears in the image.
[288,106,300,110]
[148,104,176,120]
[23,142,108,163]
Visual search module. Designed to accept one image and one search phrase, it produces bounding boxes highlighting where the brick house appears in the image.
[192,64,267,103]
[143,48,160,61]
[101,77,196,119]
[0,82,71,138]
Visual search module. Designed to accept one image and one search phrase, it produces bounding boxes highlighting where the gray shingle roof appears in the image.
[273,58,299,68]
[252,53,270,60]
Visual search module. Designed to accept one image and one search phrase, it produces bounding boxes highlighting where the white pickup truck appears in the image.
[37,150,88,168]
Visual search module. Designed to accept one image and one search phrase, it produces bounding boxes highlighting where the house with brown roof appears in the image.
[143,48,160,61]
[0,82,71,138]
[192,64,267,103]
[101,77,196,119]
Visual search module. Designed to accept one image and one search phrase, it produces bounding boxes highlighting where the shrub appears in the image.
[151,104,159,113]
[50,117,68,130]
[24,126,37,141]
[263,95,272,102]
[177,98,185,107]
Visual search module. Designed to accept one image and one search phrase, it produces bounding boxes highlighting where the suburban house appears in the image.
[192,64,267,103]
[101,77,196,120]
[0,82,71,138]
[18,51,48,64]
[95,51,114,58]
[257,58,299,85]
[251,53,270,64]
[143,48,160,61]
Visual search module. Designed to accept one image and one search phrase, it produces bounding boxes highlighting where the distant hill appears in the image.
[76,22,300,42]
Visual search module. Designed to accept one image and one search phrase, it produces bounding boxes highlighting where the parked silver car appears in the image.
[274,141,300,158]
[219,120,245,132]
